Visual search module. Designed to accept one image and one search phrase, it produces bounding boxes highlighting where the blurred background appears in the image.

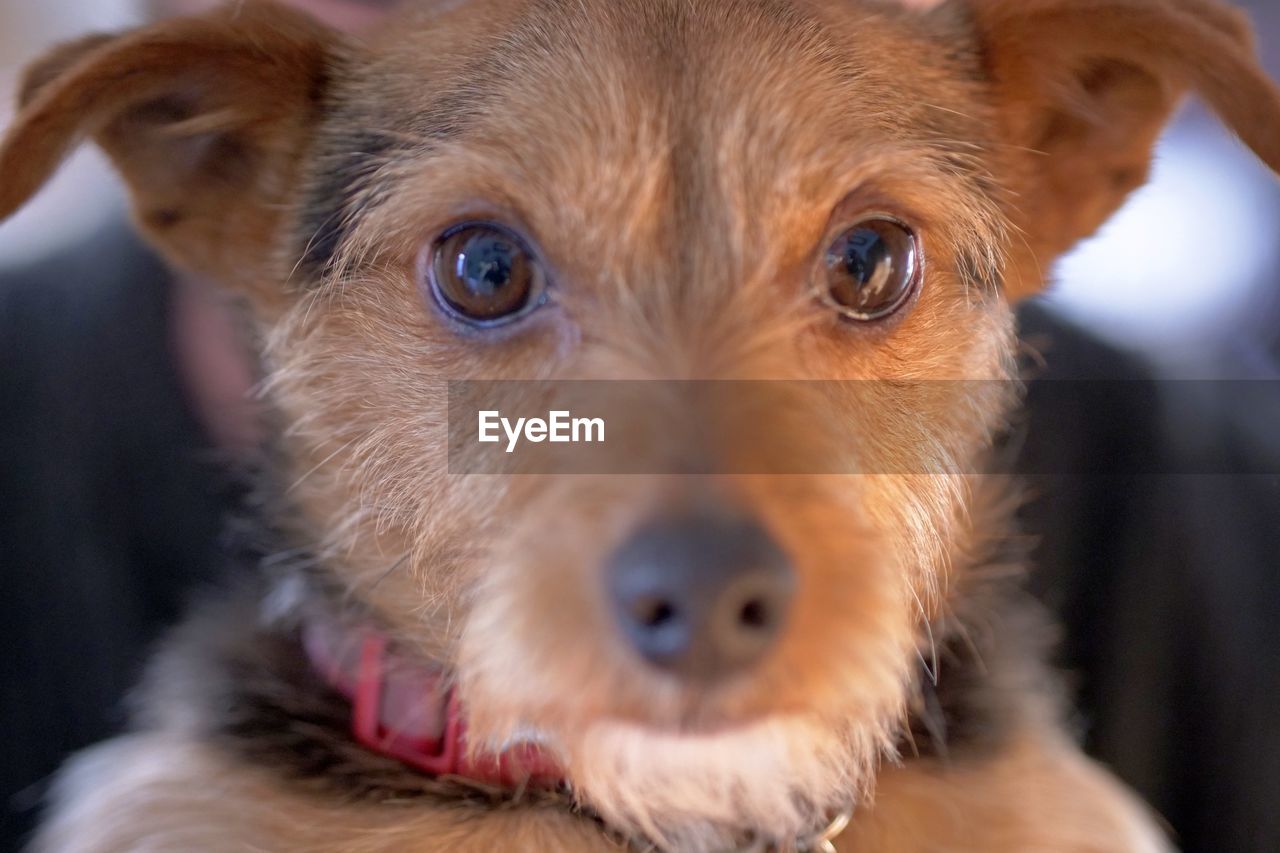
[1,1,1278,852]
[0,1,140,269]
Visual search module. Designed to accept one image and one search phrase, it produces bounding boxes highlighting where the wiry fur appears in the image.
[3,0,1279,849]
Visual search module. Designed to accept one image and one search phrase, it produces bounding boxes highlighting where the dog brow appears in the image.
[296,129,402,281]
[295,68,506,282]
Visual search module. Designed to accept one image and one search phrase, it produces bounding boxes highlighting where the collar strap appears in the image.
[301,617,856,850]
[302,618,564,789]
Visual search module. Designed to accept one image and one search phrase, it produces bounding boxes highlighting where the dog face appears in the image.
[3,0,1278,846]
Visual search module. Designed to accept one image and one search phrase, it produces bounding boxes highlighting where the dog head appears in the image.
[3,0,1278,846]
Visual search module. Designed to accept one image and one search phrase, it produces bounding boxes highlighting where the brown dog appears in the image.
[3,0,1279,850]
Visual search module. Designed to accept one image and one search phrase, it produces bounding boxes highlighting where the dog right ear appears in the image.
[0,1,340,293]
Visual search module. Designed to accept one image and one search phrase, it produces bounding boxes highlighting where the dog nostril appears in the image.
[607,513,795,681]
[636,597,678,629]
[739,598,768,630]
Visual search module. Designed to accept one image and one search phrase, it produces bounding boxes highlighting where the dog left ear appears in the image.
[0,1,340,292]
[956,0,1280,297]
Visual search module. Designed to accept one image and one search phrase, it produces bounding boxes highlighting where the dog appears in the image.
[3,0,1279,849]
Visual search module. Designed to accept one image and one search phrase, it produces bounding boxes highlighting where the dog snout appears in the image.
[606,513,794,681]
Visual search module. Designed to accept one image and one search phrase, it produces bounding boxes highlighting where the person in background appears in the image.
[1,1,1277,851]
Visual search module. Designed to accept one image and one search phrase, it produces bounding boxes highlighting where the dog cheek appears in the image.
[258,290,509,640]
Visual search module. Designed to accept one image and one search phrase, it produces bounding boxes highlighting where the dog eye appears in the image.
[428,223,544,325]
[819,217,919,321]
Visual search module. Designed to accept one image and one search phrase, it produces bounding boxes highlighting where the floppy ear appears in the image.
[961,0,1280,298]
[0,1,339,290]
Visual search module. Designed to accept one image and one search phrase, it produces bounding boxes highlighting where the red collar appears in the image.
[302,617,564,789]
[302,617,858,850]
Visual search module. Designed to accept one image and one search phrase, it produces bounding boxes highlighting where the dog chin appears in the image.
[559,713,885,850]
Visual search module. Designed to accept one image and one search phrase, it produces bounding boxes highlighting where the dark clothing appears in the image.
[1,231,1277,851]
[1017,307,1280,852]
[0,225,239,849]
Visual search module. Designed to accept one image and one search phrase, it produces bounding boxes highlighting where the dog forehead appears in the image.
[375,0,956,140]
[304,0,982,280]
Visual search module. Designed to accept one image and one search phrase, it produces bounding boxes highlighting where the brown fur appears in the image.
[3,0,1279,849]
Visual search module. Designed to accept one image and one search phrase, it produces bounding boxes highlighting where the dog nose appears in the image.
[606,514,794,680]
